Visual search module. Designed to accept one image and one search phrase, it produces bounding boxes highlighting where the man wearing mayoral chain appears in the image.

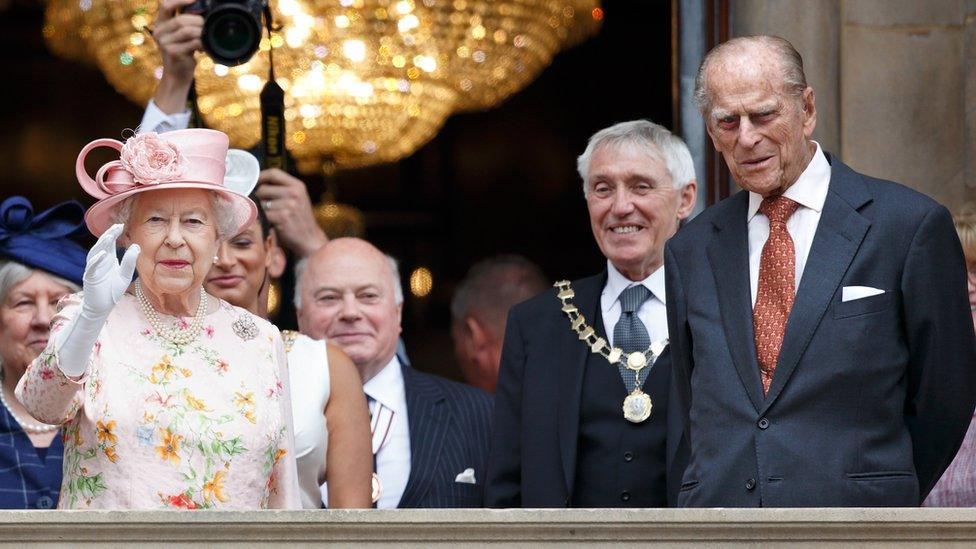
[485,120,696,507]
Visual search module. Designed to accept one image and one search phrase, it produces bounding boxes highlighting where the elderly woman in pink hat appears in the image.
[15,129,300,509]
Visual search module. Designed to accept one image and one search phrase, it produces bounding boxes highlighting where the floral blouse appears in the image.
[16,293,300,510]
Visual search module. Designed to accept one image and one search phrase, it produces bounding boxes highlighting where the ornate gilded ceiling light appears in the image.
[424,0,602,111]
[43,0,98,66]
[43,0,601,172]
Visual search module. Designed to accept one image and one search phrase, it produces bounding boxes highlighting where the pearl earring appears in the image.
[213,255,219,262]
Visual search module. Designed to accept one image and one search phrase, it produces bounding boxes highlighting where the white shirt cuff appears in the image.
[139,99,192,134]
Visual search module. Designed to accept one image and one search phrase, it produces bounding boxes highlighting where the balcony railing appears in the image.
[2,508,976,546]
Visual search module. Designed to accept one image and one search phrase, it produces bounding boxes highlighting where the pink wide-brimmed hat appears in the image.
[76,128,258,236]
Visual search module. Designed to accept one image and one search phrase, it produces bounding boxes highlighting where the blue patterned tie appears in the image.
[613,285,652,390]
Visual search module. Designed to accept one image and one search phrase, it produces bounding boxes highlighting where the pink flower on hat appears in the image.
[119,133,185,185]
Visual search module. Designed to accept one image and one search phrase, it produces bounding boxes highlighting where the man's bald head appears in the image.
[694,35,808,118]
[295,237,404,382]
[693,35,817,197]
[295,238,402,309]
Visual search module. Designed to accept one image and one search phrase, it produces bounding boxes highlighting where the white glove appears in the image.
[79,224,140,318]
[54,224,140,377]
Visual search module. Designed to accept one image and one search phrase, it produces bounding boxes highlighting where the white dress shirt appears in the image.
[747,143,831,306]
[362,356,411,509]
[600,260,669,345]
[139,99,191,134]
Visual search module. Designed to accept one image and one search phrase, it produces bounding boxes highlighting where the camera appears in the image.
[184,0,266,67]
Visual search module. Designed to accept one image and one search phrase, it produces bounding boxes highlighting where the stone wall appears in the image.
[731,0,842,156]
[731,0,975,211]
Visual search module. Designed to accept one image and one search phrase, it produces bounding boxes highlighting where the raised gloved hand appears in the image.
[80,223,140,318]
[55,224,139,377]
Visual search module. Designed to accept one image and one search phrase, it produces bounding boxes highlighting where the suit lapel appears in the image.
[557,272,606,498]
[397,364,448,508]
[706,192,765,412]
[761,158,872,412]
[659,344,678,469]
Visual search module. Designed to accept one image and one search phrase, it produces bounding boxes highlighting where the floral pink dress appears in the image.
[16,293,301,510]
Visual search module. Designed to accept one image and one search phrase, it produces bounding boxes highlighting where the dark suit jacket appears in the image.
[664,154,976,507]
[485,272,687,508]
[396,363,493,508]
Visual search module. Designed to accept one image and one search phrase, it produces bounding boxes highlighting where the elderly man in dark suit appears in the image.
[297,238,492,508]
[486,120,697,508]
[665,35,976,507]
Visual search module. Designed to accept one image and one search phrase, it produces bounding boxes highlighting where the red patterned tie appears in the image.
[753,195,800,394]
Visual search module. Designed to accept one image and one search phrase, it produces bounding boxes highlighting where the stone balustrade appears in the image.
[3,508,976,546]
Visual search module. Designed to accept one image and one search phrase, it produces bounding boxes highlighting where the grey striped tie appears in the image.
[613,285,652,390]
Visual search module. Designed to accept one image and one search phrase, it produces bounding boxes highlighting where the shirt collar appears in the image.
[362,355,405,414]
[601,259,666,314]
[747,141,831,221]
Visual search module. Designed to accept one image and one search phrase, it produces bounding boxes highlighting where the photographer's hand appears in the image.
[255,169,329,258]
[151,0,203,114]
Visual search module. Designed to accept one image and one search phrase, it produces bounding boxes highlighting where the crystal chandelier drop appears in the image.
[421,0,602,111]
[43,0,98,66]
[43,0,601,172]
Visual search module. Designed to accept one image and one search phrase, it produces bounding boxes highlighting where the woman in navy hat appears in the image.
[0,196,87,509]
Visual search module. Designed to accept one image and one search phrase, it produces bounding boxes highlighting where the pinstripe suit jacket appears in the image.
[396,363,493,508]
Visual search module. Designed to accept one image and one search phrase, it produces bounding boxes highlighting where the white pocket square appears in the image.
[842,286,885,302]
[455,468,476,485]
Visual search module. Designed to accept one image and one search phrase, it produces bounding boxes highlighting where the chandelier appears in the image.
[43,0,97,66]
[423,0,602,111]
[44,0,602,172]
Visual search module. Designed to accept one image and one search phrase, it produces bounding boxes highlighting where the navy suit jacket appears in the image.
[396,363,493,508]
[485,272,687,507]
[664,154,976,507]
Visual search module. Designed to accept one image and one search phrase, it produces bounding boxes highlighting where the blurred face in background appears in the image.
[0,270,73,376]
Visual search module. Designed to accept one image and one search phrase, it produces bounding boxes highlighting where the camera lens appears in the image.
[202,4,261,66]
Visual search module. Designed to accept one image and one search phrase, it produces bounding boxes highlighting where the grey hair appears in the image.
[694,35,807,116]
[576,119,696,195]
[110,192,238,239]
[293,253,404,310]
[386,255,404,306]
[0,259,80,303]
[293,257,309,310]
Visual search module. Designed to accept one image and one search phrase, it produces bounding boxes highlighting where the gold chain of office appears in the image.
[553,280,668,423]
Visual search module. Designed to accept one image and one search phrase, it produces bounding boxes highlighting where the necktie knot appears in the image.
[759,195,799,225]
[619,284,651,314]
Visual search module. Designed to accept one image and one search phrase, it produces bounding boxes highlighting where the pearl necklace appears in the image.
[0,373,58,434]
[135,279,208,346]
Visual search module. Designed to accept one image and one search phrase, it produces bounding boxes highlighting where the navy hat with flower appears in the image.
[0,196,89,285]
